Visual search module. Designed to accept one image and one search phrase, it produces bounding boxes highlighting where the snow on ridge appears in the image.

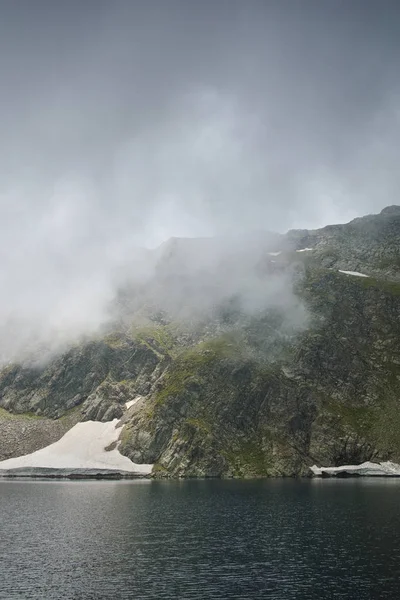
[338,270,369,278]
[0,419,153,475]
[268,251,282,256]
[310,461,400,477]
[296,247,313,253]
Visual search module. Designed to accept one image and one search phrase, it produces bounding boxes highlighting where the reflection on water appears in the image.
[1,478,400,599]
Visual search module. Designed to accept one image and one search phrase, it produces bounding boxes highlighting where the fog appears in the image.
[0,0,399,362]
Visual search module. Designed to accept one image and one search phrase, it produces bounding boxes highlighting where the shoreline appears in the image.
[2,469,400,481]
[0,467,150,480]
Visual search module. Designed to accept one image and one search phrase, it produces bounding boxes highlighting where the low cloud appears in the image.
[0,1,399,362]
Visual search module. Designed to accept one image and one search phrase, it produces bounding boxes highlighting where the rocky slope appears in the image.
[1,206,400,476]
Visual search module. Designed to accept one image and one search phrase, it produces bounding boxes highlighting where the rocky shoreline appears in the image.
[310,461,400,478]
[0,467,149,480]
[2,464,400,480]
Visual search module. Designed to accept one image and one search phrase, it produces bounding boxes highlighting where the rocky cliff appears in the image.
[1,206,400,477]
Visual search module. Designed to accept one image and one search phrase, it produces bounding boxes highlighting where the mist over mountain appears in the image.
[1,206,400,480]
[1,1,400,364]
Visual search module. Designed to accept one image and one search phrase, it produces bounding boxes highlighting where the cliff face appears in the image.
[1,207,400,476]
[119,270,400,476]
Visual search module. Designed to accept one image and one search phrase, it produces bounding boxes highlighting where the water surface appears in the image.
[1,479,400,599]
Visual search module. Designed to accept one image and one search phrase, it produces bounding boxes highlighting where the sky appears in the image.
[0,0,400,359]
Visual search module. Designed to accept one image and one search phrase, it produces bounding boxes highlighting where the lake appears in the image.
[1,479,400,599]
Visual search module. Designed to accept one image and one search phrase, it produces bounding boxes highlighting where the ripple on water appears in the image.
[1,479,400,599]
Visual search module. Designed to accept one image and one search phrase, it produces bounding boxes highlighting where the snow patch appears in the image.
[296,247,313,253]
[310,461,400,477]
[0,419,153,475]
[125,396,142,409]
[338,270,369,278]
[268,251,281,256]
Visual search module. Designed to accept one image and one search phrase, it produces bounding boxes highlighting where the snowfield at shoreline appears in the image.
[0,419,153,475]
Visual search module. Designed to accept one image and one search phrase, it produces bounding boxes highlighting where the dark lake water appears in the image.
[1,479,400,599]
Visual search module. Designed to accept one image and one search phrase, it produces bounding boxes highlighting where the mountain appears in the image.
[1,206,400,477]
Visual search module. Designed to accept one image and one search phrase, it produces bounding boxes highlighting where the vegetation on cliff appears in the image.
[1,206,400,476]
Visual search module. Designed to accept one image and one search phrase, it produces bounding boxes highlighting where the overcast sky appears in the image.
[0,0,400,358]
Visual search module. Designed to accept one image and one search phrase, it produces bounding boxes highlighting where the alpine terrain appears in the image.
[1,206,400,478]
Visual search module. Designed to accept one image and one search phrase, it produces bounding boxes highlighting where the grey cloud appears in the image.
[0,0,399,360]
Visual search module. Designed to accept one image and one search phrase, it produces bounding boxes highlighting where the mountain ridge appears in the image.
[1,206,400,477]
